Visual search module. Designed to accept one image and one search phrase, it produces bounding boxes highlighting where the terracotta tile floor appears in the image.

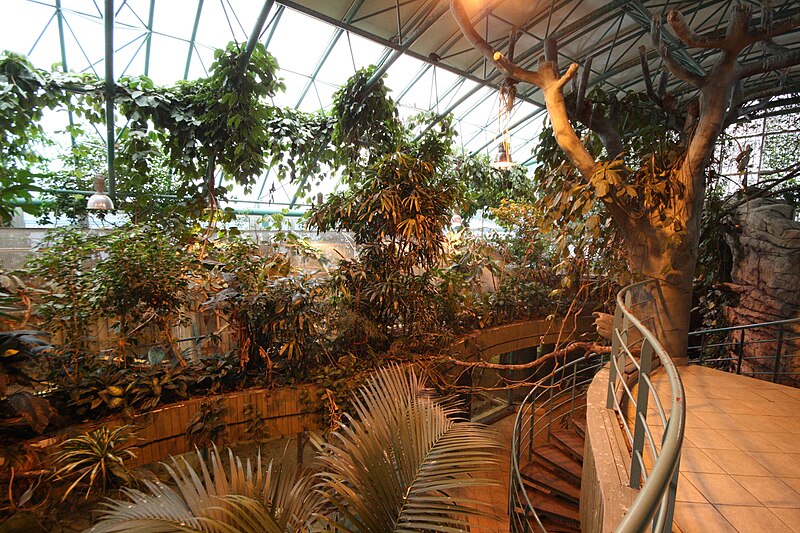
[650,366,800,533]
[464,366,800,532]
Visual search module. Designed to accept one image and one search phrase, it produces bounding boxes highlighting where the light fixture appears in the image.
[492,139,514,169]
[87,175,115,210]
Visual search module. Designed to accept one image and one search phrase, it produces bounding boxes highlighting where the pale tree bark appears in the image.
[450,0,800,364]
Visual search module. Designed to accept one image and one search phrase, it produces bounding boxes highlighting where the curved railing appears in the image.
[607,280,686,531]
[509,351,605,531]
[510,280,686,532]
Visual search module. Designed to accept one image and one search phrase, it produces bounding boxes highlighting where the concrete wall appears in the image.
[580,366,638,532]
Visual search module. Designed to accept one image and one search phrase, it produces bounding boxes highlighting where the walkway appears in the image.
[650,365,800,533]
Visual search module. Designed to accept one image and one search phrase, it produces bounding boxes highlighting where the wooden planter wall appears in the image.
[20,316,595,469]
[26,384,321,469]
[450,315,597,361]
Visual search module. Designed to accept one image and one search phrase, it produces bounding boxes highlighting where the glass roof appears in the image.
[1,0,549,211]
[2,0,799,212]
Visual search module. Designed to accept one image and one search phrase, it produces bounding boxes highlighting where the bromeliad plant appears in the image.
[52,425,138,500]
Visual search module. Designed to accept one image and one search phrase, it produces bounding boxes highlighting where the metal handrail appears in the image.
[509,350,606,531]
[509,280,686,532]
[608,280,686,532]
[688,317,800,384]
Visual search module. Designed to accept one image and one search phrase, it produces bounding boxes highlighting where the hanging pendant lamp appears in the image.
[492,139,514,169]
[87,175,115,210]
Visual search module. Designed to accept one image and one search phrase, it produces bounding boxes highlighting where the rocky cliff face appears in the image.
[723,198,800,385]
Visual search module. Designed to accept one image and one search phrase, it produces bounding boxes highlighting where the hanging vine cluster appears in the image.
[0,44,339,222]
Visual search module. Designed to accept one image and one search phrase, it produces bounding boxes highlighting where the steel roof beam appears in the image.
[295,0,367,109]
[240,0,275,69]
[274,0,538,110]
[417,0,637,139]
[366,0,450,88]
[469,107,544,156]
[263,5,285,49]
[396,63,433,103]
[184,0,205,80]
[622,0,705,77]
[55,0,77,148]
[144,0,155,76]
[104,0,116,196]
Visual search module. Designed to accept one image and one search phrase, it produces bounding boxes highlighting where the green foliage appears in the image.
[453,152,535,221]
[310,150,460,339]
[0,45,340,219]
[199,234,327,377]
[311,151,458,271]
[241,274,325,374]
[25,228,101,357]
[116,43,283,198]
[0,51,64,223]
[90,224,192,361]
[312,84,464,344]
[331,65,401,174]
[314,365,501,532]
[186,397,228,450]
[26,224,193,364]
[51,353,240,421]
[242,403,270,439]
[529,87,687,288]
[265,107,337,194]
[52,425,138,500]
[88,446,322,533]
[88,366,500,533]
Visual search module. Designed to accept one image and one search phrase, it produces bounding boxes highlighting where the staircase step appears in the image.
[533,444,583,486]
[551,429,585,463]
[571,419,586,438]
[511,508,582,533]
[537,520,581,533]
[527,490,581,529]
[520,461,580,504]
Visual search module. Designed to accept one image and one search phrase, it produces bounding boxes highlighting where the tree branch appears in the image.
[725,79,789,126]
[737,49,800,79]
[639,45,663,107]
[652,16,706,87]
[446,341,610,371]
[575,56,592,113]
[667,10,727,49]
[450,0,596,179]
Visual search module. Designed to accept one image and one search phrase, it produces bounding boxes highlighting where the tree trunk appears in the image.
[624,225,696,365]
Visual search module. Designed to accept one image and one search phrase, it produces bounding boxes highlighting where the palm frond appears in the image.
[87,446,321,533]
[314,364,502,533]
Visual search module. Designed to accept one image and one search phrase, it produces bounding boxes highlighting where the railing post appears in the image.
[772,323,785,383]
[607,303,625,409]
[527,401,534,461]
[546,370,556,441]
[699,332,707,365]
[736,328,745,374]
[569,361,579,423]
[663,457,681,532]
[629,339,654,489]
